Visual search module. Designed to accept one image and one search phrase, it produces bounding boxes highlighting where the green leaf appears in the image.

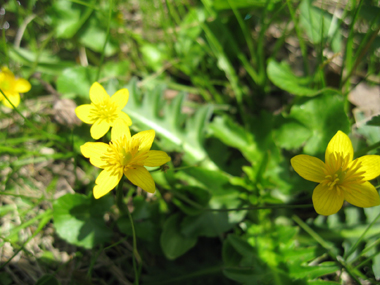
[180,211,234,238]
[53,193,113,249]
[78,16,117,56]
[299,0,341,52]
[160,213,197,260]
[172,186,211,216]
[56,66,97,98]
[289,93,350,155]
[123,78,215,167]
[267,60,318,96]
[366,115,380,127]
[176,167,246,223]
[288,261,339,279]
[273,117,312,150]
[50,1,94,39]
[8,47,74,75]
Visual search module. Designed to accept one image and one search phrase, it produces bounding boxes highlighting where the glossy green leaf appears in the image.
[53,193,113,249]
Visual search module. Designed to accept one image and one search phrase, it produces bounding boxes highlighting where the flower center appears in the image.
[90,98,119,123]
[321,152,366,194]
[100,135,148,173]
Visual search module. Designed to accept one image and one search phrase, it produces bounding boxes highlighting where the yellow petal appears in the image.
[355,155,380,181]
[312,183,344,216]
[125,166,155,193]
[2,92,20,108]
[89,82,109,104]
[132,130,155,152]
[343,182,380,208]
[75,104,96,124]
[117,111,132,126]
[325,131,353,163]
[1,66,13,75]
[111,118,131,141]
[290,155,326,183]
[90,119,110,140]
[80,142,108,168]
[111,88,129,110]
[14,78,31,93]
[93,168,123,199]
[144,150,171,167]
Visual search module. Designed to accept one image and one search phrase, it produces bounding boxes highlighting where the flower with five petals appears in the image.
[75,82,132,139]
[80,121,171,199]
[0,67,31,109]
[291,131,380,216]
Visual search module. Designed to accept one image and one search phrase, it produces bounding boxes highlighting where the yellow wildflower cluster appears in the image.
[0,67,31,109]
[76,82,171,199]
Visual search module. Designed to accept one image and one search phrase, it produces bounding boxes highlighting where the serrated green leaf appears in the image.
[53,193,113,249]
[123,78,215,167]
[160,213,197,259]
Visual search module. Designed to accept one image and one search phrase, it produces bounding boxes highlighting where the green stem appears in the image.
[96,0,112,81]
[116,180,141,285]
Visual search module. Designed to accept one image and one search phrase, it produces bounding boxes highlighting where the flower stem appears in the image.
[116,180,141,285]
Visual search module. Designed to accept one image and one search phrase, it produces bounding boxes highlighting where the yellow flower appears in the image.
[291,131,380,216]
[81,121,171,199]
[0,67,31,109]
[75,82,132,140]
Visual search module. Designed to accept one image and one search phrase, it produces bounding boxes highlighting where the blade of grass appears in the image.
[0,209,53,269]
[292,214,362,284]
[226,0,256,64]
[339,0,363,91]
[96,0,112,81]
[344,211,380,260]
[287,0,309,76]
